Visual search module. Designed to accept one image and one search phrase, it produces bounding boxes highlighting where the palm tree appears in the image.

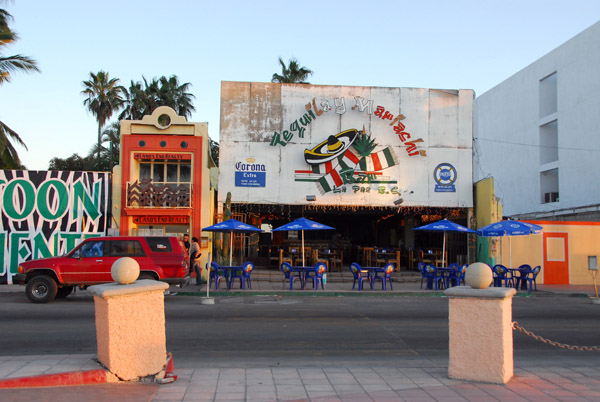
[158,75,195,118]
[101,121,120,169]
[118,80,148,121]
[0,32,38,85]
[0,120,27,168]
[119,75,195,121]
[81,71,125,161]
[0,4,40,168]
[271,57,313,84]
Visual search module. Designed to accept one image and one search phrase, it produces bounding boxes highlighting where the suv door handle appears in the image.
[96,259,103,262]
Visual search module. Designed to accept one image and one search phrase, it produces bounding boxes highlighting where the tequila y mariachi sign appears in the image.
[0,170,110,282]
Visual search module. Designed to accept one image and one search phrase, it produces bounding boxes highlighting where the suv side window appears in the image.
[78,241,105,258]
[108,240,146,257]
[145,237,173,252]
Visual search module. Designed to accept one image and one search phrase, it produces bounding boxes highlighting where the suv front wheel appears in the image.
[26,275,58,303]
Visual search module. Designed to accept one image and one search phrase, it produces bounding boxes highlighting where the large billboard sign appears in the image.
[0,170,110,283]
[219,82,473,208]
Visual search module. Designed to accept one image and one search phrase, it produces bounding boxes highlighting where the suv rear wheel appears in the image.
[26,275,58,303]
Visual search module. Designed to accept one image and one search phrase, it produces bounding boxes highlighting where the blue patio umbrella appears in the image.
[477,220,543,267]
[413,219,476,266]
[202,218,263,266]
[202,218,262,298]
[273,218,335,266]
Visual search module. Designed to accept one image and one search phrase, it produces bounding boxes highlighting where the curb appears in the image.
[174,290,447,298]
[0,369,117,389]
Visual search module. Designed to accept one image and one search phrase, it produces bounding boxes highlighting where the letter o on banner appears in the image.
[37,179,69,220]
[3,179,35,220]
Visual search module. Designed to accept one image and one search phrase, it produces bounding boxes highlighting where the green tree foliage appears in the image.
[66,73,197,172]
[209,136,219,166]
[0,2,40,168]
[81,71,125,161]
[48,153,89,171]
[119,75,195,121]
[101,121,120,169]
[271,57,313,84]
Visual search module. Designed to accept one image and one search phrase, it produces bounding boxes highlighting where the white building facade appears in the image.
[220,82,474,210]
[474,21,600,219]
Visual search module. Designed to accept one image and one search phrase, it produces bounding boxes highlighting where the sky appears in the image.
[1,0,599,170]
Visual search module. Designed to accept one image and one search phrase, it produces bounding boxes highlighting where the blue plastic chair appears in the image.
[522,265,541,292]
[350,262,372,291]
[515,264,532,290]
[305,262,327,290]
[417,262,427,289]
[281,262,302,290]
[231,261,254,290]
[373,263,394,290]
[445,263,461,288]
[492,264,512,287]
[209,261,227,290]
[425,264,444,290]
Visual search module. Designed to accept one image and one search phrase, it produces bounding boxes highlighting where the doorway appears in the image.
[543,232,569,284]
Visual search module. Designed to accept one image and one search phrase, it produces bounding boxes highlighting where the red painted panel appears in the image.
[543,232,569,284]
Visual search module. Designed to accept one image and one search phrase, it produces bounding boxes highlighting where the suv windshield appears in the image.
[76,241,105,258]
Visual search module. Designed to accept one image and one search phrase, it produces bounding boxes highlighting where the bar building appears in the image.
[218,82,475,269]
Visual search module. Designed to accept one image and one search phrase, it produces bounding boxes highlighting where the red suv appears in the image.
[14,236,190,303]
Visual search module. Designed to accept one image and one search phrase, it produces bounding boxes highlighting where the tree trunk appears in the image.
[97,123,102,161]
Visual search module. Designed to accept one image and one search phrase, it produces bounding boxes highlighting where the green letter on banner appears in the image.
[0,232,5,276]
[3,179,35,220]
[37,179,69,220]
[72,179,101,221]
[32,232,53,260]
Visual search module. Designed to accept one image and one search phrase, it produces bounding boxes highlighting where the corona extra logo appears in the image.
[235,161,266,172]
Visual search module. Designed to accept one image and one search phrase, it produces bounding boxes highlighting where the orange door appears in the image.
[543,232,569,284]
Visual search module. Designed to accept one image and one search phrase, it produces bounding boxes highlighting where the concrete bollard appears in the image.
[444,286,517,384]
[88,280,169,381]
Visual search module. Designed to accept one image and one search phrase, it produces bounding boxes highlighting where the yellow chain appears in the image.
[512,321,600,352]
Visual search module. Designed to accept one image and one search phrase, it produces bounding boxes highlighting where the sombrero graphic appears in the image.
[304,129,359,165]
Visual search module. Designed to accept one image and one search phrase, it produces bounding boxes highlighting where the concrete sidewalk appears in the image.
[1,353,599,401]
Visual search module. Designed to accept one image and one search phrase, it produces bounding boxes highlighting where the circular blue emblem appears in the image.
[434,163,457,185]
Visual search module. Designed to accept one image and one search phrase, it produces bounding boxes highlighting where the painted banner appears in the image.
[0,170,110,283]
[219,82,474,208]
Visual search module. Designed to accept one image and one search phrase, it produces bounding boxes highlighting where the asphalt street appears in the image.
[0,291,599,369]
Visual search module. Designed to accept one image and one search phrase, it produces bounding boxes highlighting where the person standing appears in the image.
[189,237,202,285]
[182,234,190,254]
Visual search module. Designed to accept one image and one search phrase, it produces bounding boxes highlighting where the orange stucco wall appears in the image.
[120,133,203,236]
[113,107,215,274]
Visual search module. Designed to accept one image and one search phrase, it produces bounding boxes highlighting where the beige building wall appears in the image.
[500,221,600,285]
